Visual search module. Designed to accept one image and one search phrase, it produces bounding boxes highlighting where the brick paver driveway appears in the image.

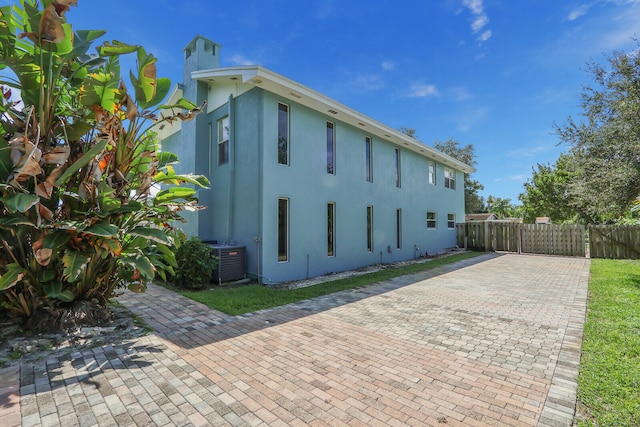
[0,253,590,426]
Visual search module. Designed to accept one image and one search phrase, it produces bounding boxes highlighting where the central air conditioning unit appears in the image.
[209,244,246,284]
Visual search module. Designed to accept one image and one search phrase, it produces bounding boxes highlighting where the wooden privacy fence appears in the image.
[589,225,640,259]
[456,222,586,257]
[457,222,640,259]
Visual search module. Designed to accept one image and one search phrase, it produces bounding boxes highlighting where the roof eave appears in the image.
[192,67,476,174]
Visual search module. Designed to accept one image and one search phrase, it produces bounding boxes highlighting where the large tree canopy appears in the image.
[519,154,579,223]
[555,46,640,222]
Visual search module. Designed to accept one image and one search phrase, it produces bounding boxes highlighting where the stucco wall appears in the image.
[258,92,465,284]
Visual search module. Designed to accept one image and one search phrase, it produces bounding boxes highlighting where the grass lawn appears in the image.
[163,251,483,316]
[575,259,640,426]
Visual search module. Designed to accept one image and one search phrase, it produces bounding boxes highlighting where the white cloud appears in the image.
[462,0,492,44]
[507,145,549,158]
[381,60,396,71]
[454,106,490,132]
[228,53,255,66]
[353,74,385,92]
[407,83,439,98]
[451,86,472,101]
[567,4,591,21]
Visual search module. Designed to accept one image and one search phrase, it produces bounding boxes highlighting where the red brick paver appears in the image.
[0,253,589,426]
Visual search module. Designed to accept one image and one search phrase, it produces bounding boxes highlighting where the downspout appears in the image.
[226,95,235,242]
[257,90,264,284]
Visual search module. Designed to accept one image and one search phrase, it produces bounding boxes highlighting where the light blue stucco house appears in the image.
[158,36,475,285]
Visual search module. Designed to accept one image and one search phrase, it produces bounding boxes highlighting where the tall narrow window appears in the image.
[448,213,456,229]
[278,103,289,165]
[278,198,289,262]
[208,122,213,175]
[444,167,456,190]
[327,202,336,257]
[218,116,229,165]
[396,209,402,249]
[428,160,436,185]
[367,206,373,252]
[395,148,401,188]
[427,211,437,229]
[327,122,335,174]
[365,136,373,182]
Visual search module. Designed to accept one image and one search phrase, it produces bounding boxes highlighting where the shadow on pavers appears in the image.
[151,252,502,351]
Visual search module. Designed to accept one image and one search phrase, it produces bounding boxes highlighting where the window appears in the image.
[278,198,289,262]
[327,122,335,174]
[428,161,436,185]
[427,211,437,229]
[444,167,456,190]
[327,202,336,256]
[365,137,373,182]
[367,206,373,252]
[448,213,456,229]
[278,103,289,165]
[218,116,229,165]
[395,148,401,188]
[396,208,402,249]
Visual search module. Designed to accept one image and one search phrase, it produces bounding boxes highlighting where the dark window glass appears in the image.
[327,122,335,174]
[278,103,289,165]
[278,198,288,261]
[367,206,373,252]
[328,203,335,256]
[366,137,373,182]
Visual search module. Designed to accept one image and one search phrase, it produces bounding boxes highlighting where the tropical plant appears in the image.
[0,0,208,331]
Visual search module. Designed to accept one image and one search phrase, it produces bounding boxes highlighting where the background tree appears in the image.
[518,155,580,223]
[433,139,485,214]
[554,45,640,222]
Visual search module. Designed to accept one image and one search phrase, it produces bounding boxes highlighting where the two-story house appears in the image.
[159,36,475,284]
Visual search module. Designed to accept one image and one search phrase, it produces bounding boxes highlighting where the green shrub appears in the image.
[173,238,218,290]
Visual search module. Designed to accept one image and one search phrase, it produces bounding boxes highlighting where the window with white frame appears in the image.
[367,206,373,252]
[427,211,437,229]
[365,136,373,182]
[444,167,456,190]
[327,122,335,174]
[428,160,436,185]
[395,148,401,188]
[278,198,289,262]
[278,103,289,165]
[218,116,229,165]
[396,208,402,249]
[448,213,456,229]
[327,202,336,257]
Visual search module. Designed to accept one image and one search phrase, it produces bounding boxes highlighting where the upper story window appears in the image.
[444,167,456,190]
[278,103,289,165]
[218,116,229,165]
[365,136,373,183]
[428,160,436,185]
[395,148,401,188]
[327,122,335,174]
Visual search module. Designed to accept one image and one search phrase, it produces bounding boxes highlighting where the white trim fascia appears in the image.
[192,67,476,174]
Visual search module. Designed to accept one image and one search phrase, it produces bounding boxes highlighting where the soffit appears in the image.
[192,67,476,174]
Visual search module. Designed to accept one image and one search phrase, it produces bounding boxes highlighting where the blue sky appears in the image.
[5,0,640,202]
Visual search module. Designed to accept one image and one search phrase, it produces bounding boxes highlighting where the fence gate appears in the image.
[457,222,586,257]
